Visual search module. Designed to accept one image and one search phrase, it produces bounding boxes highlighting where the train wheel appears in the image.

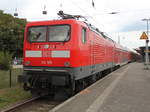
[96,72,102,80]
[75,79,84,92]
[31,89,41,96]
[80,80,86,90]
[69,79,76,96]
[82,79,88,89]
[23,83,30,91]
[92,74,97,83]
[111,67,114,72]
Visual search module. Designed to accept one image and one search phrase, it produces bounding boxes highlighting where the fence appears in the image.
[0,68,23,89]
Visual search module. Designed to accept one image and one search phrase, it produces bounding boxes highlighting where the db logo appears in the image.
[44,45,49,49]
[42,51,51,57]
[41,61,52,64]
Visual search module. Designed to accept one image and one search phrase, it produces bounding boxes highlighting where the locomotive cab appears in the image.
[18,19,87,95]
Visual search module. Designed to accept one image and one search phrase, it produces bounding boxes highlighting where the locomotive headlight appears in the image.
[64,62,70,67]
[25,61,30,66]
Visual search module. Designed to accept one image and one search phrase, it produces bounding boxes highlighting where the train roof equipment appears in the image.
[57,10,105,38]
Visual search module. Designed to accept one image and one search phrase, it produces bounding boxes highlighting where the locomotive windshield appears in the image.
[48,25,70,41]
[28,26,47,42]
[28,25,70,42]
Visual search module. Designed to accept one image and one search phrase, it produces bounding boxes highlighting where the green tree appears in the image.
[0,10,26,57]
[0,51,12,70]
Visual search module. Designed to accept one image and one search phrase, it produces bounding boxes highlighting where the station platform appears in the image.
[50,62,150,112]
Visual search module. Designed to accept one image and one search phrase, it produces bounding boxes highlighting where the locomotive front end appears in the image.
[18,20,78,95]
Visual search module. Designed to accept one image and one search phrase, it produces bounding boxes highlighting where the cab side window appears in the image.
[82,28,86,44]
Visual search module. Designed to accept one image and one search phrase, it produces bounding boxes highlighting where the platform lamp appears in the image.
[142,18,150,69]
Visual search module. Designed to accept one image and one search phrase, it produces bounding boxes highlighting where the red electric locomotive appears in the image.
[18,11,131,95]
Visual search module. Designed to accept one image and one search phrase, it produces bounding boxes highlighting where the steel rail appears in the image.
[1,96,42,112]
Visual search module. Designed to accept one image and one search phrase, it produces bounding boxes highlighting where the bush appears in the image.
[0,51,12,70]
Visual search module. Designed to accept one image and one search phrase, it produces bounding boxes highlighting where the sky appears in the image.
[0,0,150,50]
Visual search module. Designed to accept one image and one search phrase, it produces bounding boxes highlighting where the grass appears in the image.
[0,86,31,109]
[0,68,23,89]
[0,68,32,109]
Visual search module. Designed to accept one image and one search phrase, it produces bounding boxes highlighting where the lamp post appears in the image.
[118,35,125,45]
[142,18,150,68]
[118,35,120,44]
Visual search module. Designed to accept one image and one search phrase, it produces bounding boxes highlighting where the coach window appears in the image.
[82,28,86,43]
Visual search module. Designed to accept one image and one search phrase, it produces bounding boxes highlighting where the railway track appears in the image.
[1,96,41,112]
[1,68,116,112]
[1,95,61,112]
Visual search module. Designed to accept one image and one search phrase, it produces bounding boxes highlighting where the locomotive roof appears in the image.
[27,19,100,33]
[27,18,116,44]
[27,18,130,52]
[27,19,79,26]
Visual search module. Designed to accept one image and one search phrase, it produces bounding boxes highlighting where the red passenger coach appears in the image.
[18,11,131,95]
[114,44,131,66]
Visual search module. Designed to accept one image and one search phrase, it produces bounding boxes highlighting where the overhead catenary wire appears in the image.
[84,0,118,32]
[67,0,107,30]
[84,0,96,9]
[66,0,123,42]
[60,0,63,10]
[92,0,95,8]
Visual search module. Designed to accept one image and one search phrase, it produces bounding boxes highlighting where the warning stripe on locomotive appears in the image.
[25,50,70,58]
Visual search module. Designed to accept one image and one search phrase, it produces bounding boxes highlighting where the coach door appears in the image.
[90,35,95,74]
